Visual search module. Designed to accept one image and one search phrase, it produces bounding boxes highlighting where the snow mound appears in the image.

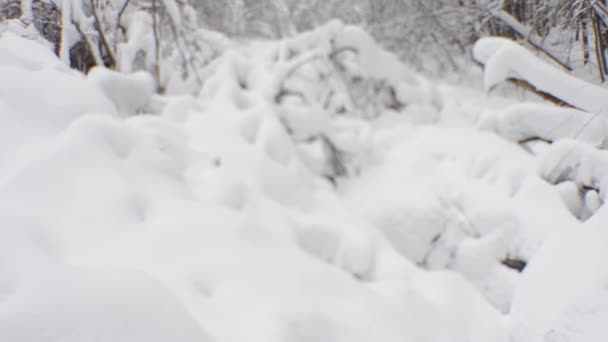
[0,33,118,177]
[509,215,608,342]
[87,67,156,115]
[0,31,60,70]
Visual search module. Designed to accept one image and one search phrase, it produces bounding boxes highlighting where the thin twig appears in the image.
[91,0,116,68]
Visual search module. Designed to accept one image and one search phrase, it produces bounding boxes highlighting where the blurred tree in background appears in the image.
[2,0,608,81]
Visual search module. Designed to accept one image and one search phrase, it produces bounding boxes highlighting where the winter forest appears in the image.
[2,0,608,341]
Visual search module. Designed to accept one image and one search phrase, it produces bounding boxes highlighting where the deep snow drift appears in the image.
[1,21,607,342]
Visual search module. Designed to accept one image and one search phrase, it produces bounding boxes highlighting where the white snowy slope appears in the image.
[0,22,606,342]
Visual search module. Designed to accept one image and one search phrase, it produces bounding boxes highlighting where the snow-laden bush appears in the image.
[264,20,436,181]
[175,23,564,317]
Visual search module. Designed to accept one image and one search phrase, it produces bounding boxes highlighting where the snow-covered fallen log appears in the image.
[479,103,608,148]
[473,37,608,221]
[473,37,608,117]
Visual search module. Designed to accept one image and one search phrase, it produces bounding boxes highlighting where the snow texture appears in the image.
[1,21,607,342]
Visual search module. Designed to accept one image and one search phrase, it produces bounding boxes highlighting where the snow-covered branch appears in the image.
[474,37,608,116]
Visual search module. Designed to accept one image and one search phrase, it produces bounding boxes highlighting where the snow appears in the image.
[87,67,156,115]
[0,32,59,70]
[0,33,117,177]
[509,218,608,342]
[472,36,608,342]
[488,9,569,69]
[479,103,608,146]
[473,37,608,117]
[1,21,608,342]
[117,11,156,73]
[0,18,54,50]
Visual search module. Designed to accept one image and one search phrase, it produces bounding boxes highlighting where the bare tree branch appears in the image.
[91,0,117,68]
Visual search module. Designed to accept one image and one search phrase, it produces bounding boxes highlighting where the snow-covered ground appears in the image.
[1,21,608,342]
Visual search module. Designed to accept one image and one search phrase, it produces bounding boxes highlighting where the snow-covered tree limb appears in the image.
[474,37,608,116]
